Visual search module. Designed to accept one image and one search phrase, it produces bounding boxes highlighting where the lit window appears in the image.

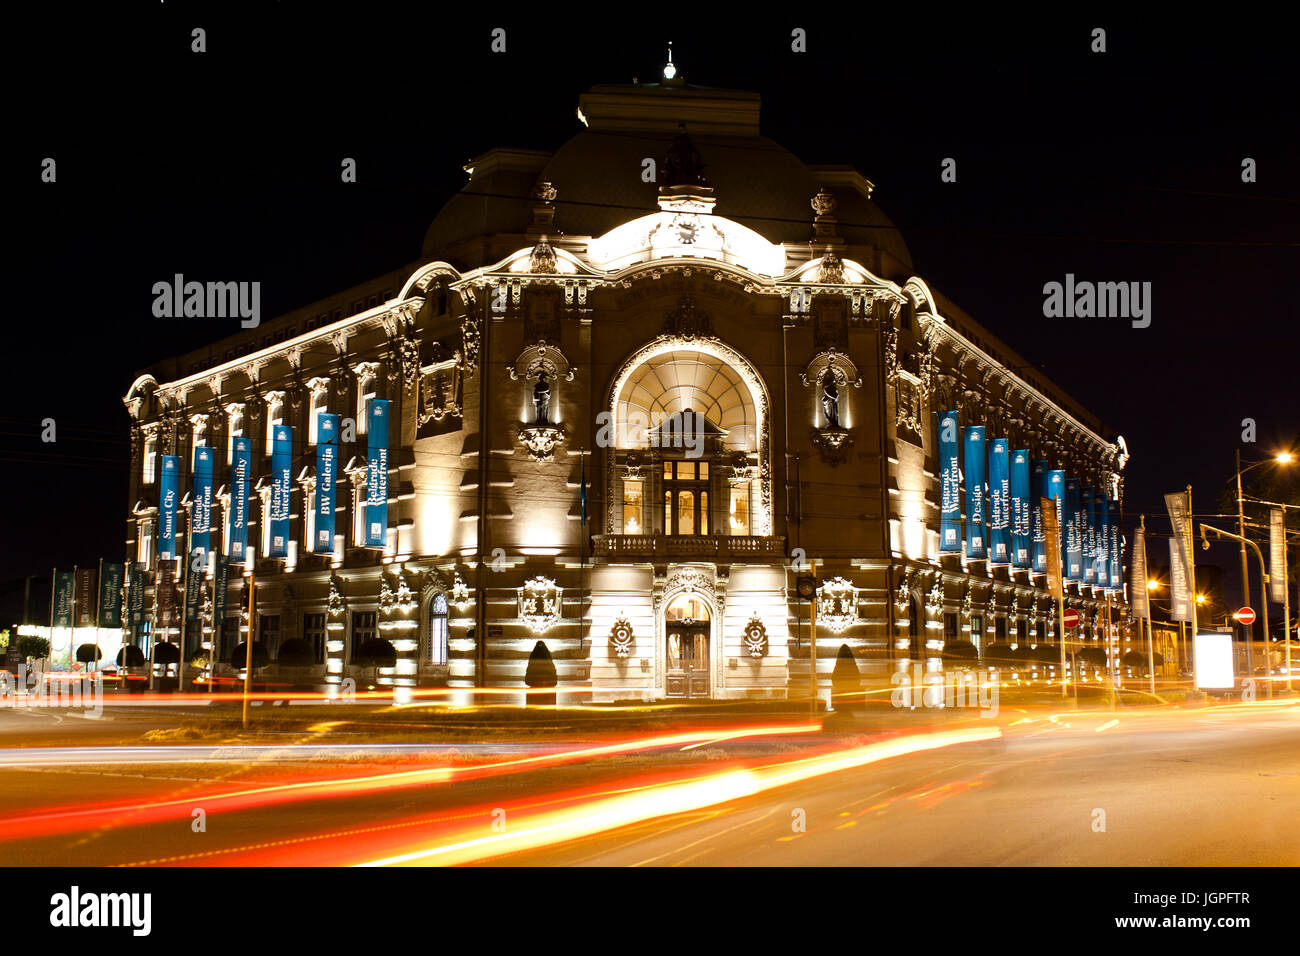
[427,594,448,665]
[622,480,643,534]
[142,434,157,484]
[729,483,750,535]
[265,394,284,455]
[308,388,329,445]
[139,518,154,568]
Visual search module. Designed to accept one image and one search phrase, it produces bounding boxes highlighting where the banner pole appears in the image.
[1141,516,1156,697]
[94,558,102,674]
[178,550,189,696]
[1185,486,1199,692]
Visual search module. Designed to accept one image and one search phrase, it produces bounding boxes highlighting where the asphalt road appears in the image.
[0,703,1295,866]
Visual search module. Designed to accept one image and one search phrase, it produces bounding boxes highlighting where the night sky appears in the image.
[6,5,1296,615]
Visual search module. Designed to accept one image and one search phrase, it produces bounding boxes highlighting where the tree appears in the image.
[16,635,49,662]
[75,644,103,667]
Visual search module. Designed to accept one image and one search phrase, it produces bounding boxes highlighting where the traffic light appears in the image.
[795,575,817,600]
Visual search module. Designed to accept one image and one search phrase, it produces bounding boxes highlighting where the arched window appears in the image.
[427,593,448,665]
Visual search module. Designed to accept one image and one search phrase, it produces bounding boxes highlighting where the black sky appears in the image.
[5,5,1297,610]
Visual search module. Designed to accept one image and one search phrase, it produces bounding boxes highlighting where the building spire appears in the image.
[663,41,676,80]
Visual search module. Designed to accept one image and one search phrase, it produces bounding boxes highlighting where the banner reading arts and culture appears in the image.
[268,425,293,558]
[314,412,339,554]
[964,426,986,559]
[229,437,252,562]
[938,411,961,553]
[988,438,1010,565]
[365,400,390,548]
[1010,449,1031,569]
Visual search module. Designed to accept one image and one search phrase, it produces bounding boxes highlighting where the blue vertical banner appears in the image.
[269,425,293,558]
[964,426,986,559]
[1047,470,1066,578]
[314,412,339,553]
[1082,487,1097,586]
[1102,496,1112,587]
[988,438,1010,564]
[1065,478,1083,582]
[229,437,252,562]
[938,411,961,552]
[365,399,390,548]
[158,455,180,561]
[1108,499,1121,593]
[191,446,213,564]
[1010,449,1031,569]
[1032,460,1049,573]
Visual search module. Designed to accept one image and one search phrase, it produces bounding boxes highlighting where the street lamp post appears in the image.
[1202,523,1271,697]
[1233,452,1293,688]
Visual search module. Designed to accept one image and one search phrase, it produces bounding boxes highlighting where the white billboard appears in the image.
[1194,632,1235,689]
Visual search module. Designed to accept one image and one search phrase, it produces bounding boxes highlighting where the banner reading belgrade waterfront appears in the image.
[1032,459,1049,572]
[365,399,389,548]
[269,425,293,558]
[939,411,961,552]
[191,446,213,564]
[988,438,1010,564]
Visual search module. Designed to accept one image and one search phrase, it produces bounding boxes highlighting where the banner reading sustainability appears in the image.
[229,437,252,562]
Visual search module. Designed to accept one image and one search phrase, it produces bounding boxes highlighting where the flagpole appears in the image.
[1185,486,1199,691]
[1141,515,1156,697]
[94,558,103,674]
[48,568,55,686]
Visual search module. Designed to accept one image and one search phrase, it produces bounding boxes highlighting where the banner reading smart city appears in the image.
[1082,487,1096,586]
[964,425,986,559]
[988,438,1010,564]
[314,412,339,553]
[97,561,124,629]
[365,399,390,548]
[1065,477,1083,582]
[1032,459,1049,572]
[191,446,214,563]
[938,410,961,552]
[229,436,252,562]
[269,425,293,558]
[158,454,180,561]
[1010,449,1030,569]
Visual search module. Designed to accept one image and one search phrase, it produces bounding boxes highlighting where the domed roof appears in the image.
[422,82,913,277]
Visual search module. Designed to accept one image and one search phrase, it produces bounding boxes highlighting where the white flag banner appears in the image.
[1168,536,1191,622]
[1130,526,1150,619]
[1269,508,1286,604]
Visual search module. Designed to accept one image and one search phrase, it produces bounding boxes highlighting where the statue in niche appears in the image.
[821,368,840,429]
[533,371,551,424]
[663,124,709,188]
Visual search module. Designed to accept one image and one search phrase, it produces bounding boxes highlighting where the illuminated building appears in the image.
[122,66,1129,702]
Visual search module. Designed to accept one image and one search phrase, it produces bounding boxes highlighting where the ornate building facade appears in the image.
[122,72,1129,703]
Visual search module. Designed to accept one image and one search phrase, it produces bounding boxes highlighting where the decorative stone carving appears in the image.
[450,572,472,610]
[927,576,944,612]
[529,238,558,274]
[518,576,563,633]
[816,577,859,634]
[817,253,845,284]
[327,574,347,618]
[661,295,713,340]
[811,188,836,219]
[518,423,565,462]
[458,288,482,373]
[742,611,768,658]
[610,615,635,658]
[419,360,463,425]
[810,426,854,466]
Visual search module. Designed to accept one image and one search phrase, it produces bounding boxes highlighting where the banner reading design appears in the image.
[988,438,1010,565]
[314,412,339,554]
[229,437,252,562]
[1032,460,1049,573]
[365,400,390,548]
[158,455,180,561]
[964,426,986,559]
[1010,449,1031,569]
[269,425,293,558]
[938,411,961,553]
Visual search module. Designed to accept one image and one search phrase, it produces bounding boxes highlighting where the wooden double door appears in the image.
[666,622,710,698]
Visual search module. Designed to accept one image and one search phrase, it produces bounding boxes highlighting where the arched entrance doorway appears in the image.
[665,593,711,698]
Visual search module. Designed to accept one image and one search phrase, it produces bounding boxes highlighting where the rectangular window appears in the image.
[143,436,158,484]
[351,611,377,662]
[427,595,448,665]
[258,614,281,658]
[970,614,984,653]
[995,617,1008,643]
[728,483,750,535]
[677,490,695,535]
[139,518,154,568]
[303,613,326,664]
[622,480,643,534]
[944,612,958,642]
